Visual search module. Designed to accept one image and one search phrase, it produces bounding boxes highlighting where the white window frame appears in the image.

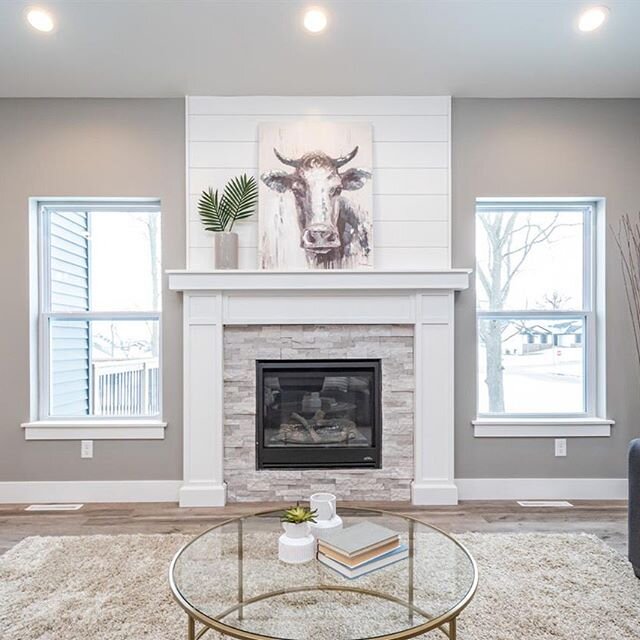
[472,198,613,438]
[22,198,167,440]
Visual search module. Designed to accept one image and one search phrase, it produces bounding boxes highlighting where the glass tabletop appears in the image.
[170,508,477,640]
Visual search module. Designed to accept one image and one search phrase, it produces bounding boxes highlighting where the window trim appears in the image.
[24,198,166,440]
[473,198,612,437]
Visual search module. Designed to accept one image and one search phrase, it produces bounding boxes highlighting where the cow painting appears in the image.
[258,122,374,270]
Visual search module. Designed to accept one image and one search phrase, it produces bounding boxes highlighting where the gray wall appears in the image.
[0,99,185,481]
[2,97,638,484]
[453,98,640,478]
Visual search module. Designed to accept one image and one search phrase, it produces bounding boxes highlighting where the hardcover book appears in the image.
[319,539,401,568]
[316,521,399,557]
[318,544,409,579]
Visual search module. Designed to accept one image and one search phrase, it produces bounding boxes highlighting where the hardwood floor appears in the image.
[0,500,628,557]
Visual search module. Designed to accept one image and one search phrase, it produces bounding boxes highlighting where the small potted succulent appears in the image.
[198,173,258,269]
[278,503,317,564]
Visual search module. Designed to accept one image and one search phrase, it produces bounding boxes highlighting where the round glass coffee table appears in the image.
[170,508,477,640]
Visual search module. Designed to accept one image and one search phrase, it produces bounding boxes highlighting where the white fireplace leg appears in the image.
[179,293,227,507]
[411,292,458,505]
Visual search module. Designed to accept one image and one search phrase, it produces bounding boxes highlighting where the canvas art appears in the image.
[259,121,373,270]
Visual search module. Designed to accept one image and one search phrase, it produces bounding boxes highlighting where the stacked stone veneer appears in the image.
[223,325,414,502]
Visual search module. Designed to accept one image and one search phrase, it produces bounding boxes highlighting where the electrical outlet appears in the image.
[80,440,93,459]
[554,438,567,457]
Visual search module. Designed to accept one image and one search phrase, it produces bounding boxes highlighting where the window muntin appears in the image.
[39,202,161,420]
[476,202,594,418]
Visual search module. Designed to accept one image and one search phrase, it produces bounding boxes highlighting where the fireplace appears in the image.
[256,359,382,470]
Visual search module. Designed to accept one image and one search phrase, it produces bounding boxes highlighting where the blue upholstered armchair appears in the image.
[630,439,640,578]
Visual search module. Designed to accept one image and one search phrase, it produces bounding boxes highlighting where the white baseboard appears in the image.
[0,480,181,504]
[411,481,459,505]
[456,478,628,501]
[0,478,627,505]
[179,482,227,507]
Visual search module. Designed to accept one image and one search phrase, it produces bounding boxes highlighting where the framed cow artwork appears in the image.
[258,121,373,270]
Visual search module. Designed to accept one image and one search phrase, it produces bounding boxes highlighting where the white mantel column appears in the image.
[411,292,458,505]
[179,292,227,506]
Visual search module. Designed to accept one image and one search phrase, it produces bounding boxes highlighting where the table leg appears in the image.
[408,520,414,625]
[449,617,457,640]
[188,615,195,640]
[238,519,244,621]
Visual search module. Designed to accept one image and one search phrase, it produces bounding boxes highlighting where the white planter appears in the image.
[278,522,316,564]
[212,232,238,269]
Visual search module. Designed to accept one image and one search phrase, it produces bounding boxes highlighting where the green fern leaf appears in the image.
[198,187,227,232]
[221,174,259,231]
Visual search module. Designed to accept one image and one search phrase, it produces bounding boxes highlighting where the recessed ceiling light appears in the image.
[578,6,609,32]
[303,7,328,33]
[26,7,55,32]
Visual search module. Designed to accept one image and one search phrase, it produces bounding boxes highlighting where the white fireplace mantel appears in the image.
[168,268,471,507]
[168,269,471,292]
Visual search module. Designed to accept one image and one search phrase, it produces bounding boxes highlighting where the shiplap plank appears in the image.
[190,246,448,270]
[189,115,448,143]
[190,142,256,168]
[189,220,446,250]
[375,221,448,248]
[188,193,448,223]
[190,141,448,169]
[373,195,448,221]
[374,142,448,168]
[191,247,449,270]
[189,168,255,194]
[374,247,449,268]
[374,168,448,195]
[188,96,450,116]
[189,167,448,196]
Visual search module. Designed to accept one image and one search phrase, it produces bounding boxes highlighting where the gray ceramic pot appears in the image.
[212,232,238,269]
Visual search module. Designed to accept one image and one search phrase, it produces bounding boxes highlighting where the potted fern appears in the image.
[278,503,317,564]
[198,174,258,269]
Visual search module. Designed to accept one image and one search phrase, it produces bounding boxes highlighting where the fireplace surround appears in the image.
[168,268,470,506]
[256,359,382,470]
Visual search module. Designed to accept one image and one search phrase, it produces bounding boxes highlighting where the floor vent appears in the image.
[25,504,84,512]
[517,500,573,508]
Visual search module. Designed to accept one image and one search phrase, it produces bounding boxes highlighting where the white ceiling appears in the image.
[2,0,640,98]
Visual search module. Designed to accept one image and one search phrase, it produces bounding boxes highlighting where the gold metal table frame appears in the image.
[169,509,478,640]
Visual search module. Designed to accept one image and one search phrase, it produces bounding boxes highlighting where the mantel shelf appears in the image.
[167,268,472,292]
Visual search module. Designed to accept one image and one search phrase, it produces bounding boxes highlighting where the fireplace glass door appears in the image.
[256,360,382,469]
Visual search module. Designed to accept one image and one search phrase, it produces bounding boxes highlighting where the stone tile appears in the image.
[222,324,415,502]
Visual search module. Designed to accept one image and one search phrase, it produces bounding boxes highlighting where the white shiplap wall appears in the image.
[186,96,451,270]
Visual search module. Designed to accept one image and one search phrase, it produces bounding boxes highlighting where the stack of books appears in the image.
[316,521,408,579]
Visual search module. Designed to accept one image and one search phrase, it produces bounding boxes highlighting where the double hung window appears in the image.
[37,201,161,420]
[476,201,597,418]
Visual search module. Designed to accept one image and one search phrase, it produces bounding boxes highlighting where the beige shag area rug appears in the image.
[1,532,638,640]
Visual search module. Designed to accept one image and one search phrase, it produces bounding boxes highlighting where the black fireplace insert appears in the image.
[256,359,382,469]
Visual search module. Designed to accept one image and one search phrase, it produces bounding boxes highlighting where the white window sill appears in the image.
[472,417,614,438]
[21,420,167,441]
